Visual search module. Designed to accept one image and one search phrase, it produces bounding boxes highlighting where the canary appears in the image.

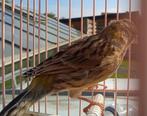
[0,19,137,116]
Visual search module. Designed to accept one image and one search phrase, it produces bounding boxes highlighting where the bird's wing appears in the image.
[23,34,107,78]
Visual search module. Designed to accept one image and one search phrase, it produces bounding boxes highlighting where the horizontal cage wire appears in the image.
[0,0,139,116]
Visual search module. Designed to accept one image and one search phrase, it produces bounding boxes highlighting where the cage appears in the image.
[0,0,140,116]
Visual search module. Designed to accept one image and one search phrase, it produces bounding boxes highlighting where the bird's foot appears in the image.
[78,95,104,116]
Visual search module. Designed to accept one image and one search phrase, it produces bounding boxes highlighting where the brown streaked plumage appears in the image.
[0,19,137,116]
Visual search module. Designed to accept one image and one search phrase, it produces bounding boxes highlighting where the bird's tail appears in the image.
[0,86,48,116]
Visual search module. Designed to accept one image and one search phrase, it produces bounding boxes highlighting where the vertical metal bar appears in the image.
[103,0,107,106]
[114,73,118,116]
[126,44,131,116]
[79,99,82,116]
[139,1,147,115]
[45,0,48,58]
[38,0,41,112]
[11,0,15,99]
[19,0,23,91]
[93,0,96,35]
[1,0,6,108]
[26,0,30,86]
[79,0,83,115]
[33,0,36,112]
[68,1,72,115]
[57,0,60,52]
[104,0,107,27]
[56,94,59,115]
[129,0,132,20]
[127,0,132,115]
[68,92,70,116]
[69,0,71,46]
[114,1,119,116]
[45,0,48,113]
[91,0,96,100]
[38,0,41,64]
[33,0,36,80]
[80,0,83,39]
[116,0,119,20]
[56,0,60,115]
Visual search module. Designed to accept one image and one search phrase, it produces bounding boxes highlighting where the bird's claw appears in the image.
[78,96,104,114]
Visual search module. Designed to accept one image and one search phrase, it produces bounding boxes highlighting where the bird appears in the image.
[0,19,137,116]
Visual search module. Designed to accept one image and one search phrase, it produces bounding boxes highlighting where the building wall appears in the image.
[60,12,139,35]
[60,19,88,34]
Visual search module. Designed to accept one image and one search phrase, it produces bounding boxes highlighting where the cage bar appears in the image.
[33,0,36,78]
[19,0,23,91]
[139,1,147,116]
[79,0,84,115]
[68,0,72,45]
[33,0,36,112]
[11,0,15,99]
[26,0,30,88]
[26,0,30,86]
[56,0,60,115]
[114,1,120,115]
[38,0,41,112]
[80,0,83,39]
[104,0,108,107]
[116,0,119,20]
[126,0,132,116]
[45,0,49,113]
[38,0,41,64]
[45,0,48,59]
[68,92,70,116]
[68,0,72,115]
[93,0,96,35]
[1,0,6,108]
[104,0,107,27]
[57,0,60,52]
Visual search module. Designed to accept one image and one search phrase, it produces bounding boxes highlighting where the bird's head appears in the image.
[108,19,138,47]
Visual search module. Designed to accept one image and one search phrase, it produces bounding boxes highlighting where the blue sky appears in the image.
[14,0,139,18]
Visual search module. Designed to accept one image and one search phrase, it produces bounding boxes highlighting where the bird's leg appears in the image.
[80,84,106,113]
[78,96,104,113]
[78,96,93,113]
[69,89,98,112]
